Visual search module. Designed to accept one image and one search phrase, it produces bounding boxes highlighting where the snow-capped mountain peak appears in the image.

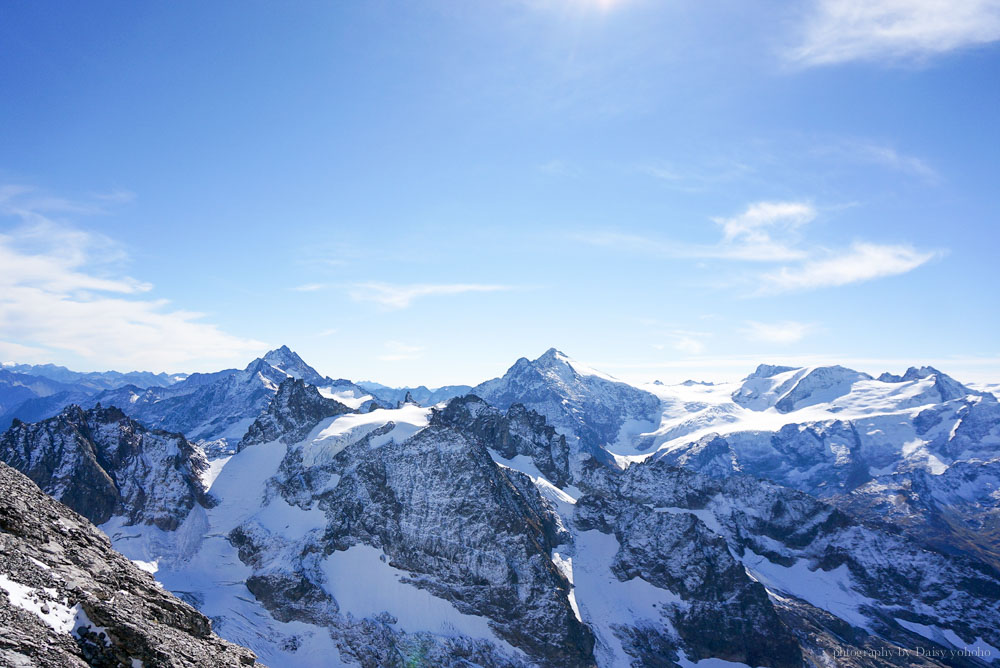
[533,347,619,382]
[473,349,662,468]
[732,364,873,413]
[261,345,326,385]
[879,365,977,402]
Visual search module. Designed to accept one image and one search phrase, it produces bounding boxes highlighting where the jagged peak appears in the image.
[238,376,352,450]
[259,345,324,382]
[537,347,565,361]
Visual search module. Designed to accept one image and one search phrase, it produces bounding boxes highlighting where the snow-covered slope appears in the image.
[637,364,1000,572]
[6,350,1000,667]
[35,389,990,666]
[356,381,472,406]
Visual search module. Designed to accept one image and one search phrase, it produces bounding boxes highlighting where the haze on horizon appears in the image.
[1,1,998,387]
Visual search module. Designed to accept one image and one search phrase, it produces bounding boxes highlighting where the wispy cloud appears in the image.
[576,200,939,294]
[576,200,815,263]
[377,341,424,362]
[537,159,582,177]
[814,140,939,183]
[742,320,815,344]
[667,330,710,355]
[789,0,1000,66]
[349,282,512,309]
[714,201,816,243]
[291,283,327,292]
[852,144,938,181]
[0,184,129,222]
[0,187,264,371]
[637,159,756,193]
[758,242,938,293]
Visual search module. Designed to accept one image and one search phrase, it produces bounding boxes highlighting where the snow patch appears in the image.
[0,573,75,633]
[895,618,1000,663]
[741,549,873,630]
[320,543,519,655]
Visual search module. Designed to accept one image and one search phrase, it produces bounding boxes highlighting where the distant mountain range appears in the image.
[2,346,999,666]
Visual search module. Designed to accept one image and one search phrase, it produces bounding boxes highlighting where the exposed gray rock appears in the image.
[230,399,595,666]
[433,394,572,487]
[0,404,210,530]
[238,378,352,451]
[0,460,260,667]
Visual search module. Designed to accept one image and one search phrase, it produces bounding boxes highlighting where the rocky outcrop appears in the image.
[238,378,352,451]
[0,460,259,667]
[597,459,1000,664]
[226,397,594,666]
[0,404,211,530]
[433,395,572,487]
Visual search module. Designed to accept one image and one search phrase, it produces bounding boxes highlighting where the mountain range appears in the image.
[2,346,999,667]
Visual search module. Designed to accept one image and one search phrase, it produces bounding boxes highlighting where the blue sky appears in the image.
[1,0,999,386]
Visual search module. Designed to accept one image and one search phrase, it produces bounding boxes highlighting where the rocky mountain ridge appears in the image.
[3,348,1000,666]
[0,459,259,667]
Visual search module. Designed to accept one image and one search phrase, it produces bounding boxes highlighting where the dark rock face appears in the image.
[574,472,802,668]
[835,457,1000,573]
[576,458,1000,667]
[238,377,352,451]
[0,460,259,667]
[0,404,210,530]
[231,399,595,667]
[433,395,572,487]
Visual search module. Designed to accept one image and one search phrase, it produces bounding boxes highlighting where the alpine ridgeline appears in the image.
[2,348,999,667]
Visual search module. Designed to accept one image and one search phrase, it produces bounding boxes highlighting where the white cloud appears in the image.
[714,201,816,244]
[349,282,512,309]
[578,200,816,263]
[759,242,937,293]
[790,0,1000,66]
[672,335,706,355]
[291,283,327,292]
[814,140,939,183]
[0,189,264,372]
[377,341,424,362]
[578,200,938,294]
[658,329,710,355]
[577,230,807,263]
[853,143,938,181]
[742,320,814,344]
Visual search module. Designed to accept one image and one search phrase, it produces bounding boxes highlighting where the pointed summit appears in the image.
[471,349,660,468]
[261,345,325,385]
[530,347,617,381]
